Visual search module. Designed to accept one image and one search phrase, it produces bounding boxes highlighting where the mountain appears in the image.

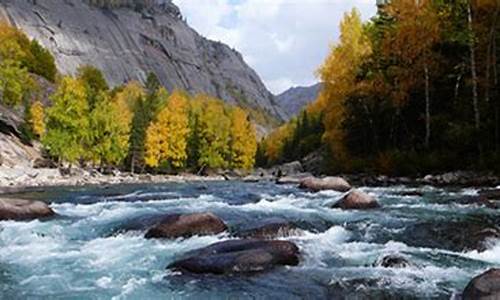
[0,0,286,125]
[276,83,322,120]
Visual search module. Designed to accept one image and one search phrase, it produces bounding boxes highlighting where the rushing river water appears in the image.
[0,181,499,299]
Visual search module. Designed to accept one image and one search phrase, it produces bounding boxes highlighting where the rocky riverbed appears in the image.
[1,180,500,298]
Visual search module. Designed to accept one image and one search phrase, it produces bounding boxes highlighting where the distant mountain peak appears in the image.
[276,83,322,120]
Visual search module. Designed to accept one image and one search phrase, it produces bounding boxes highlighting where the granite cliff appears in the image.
[0,0,286,124]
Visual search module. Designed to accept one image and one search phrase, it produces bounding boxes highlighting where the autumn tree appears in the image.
[197,96,231,169]
[229,107,257,170]
[144,90,190,169]
[383,0,441,148]
[127,83,167,173]
[43,77,89,165]
[77,65,109,110]
[316,8,371,168]
[29,100,45,138]
[0,22,34,106]
[86,91,130,167]
[28,39,57,82]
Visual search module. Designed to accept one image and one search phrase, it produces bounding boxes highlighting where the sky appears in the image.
[172,0,377,95]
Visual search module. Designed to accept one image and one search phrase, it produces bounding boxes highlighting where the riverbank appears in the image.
[0,166,227,193]
[1,164,500,194]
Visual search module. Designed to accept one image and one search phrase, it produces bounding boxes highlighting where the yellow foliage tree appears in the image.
[29,100,45,138]
[229,107,257,170]
[263,123,295,164]
[112,81,145,143]
[197,97,231,169]
[145,90,190,168]
[316,8,371,166]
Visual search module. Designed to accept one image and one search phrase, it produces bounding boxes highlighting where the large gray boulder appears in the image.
[145,212,227,239]
[0,198,55,221]
[299,176,351,192]
[463,269,500,300]
[168,239,300,275]
[332,190,380,210]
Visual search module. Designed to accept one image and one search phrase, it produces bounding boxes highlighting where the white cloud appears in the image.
[173,0,377,94]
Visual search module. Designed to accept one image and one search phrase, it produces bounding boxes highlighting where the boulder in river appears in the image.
[237,218,299,239]
[168,239,300,275]
[373,254,411,268]
[299,176,351,192]
[0,198,55,221]
[463,268,500,300]
[145,212,227,239]
[332,190,380,210]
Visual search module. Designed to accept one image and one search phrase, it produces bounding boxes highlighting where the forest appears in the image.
[0,22,257,174]
[259,0,500,175]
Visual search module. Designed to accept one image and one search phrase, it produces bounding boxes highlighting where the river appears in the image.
[0,181,498,299]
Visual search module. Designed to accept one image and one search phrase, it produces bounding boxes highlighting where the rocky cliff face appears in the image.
[276,83,322,120]
[0,0,286,123]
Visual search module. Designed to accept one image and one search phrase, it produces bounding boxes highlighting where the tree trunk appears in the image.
[424,65,431,149]
[494,34,499,151]
[490,4,499,150]
[468,2,482,161]
[131,152,136,174]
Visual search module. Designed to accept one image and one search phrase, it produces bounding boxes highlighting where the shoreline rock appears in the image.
[145,213,227,239]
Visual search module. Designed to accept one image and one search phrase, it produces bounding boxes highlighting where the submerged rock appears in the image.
[168,239,300,275]
[299,176,351,192]
[396,190,424,197]
[399,216,500,252]
[373,254,411,268]
[451,195,498,209]
[237,218,299,239]
[463,269,500,300]
[144,212,227,239]
[0,198,55,221]
[332,190,380,210]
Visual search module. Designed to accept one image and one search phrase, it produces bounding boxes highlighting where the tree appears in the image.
[0,23,34,106]
[383,0,441,148]
[316,9,372,167]
[0,59,32,106]
[28,39,57,82]
[145,72,160,96]
[229,107,257,170]
[112,81,145,167]
[186,97,203,169]
[87,92,130,167]
[198,97,231,169]
[43,77,89,165]
[77,65,109,109]
[144,90,190,169]
[29,100,45,138]
[127,86,168,173]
